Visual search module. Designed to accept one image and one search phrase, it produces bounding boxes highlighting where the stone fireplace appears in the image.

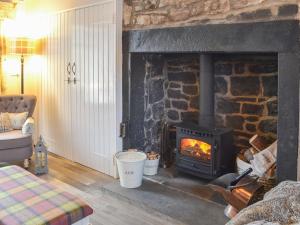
[122,20,300,181]
[140,54,277,152]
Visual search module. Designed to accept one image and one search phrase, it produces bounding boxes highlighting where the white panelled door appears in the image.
[40,1,122,177]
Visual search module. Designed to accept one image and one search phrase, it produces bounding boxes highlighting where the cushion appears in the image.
[22,117,34,135]
[0,130,32,150]
[8,112,28,129]
[0,113,13,133]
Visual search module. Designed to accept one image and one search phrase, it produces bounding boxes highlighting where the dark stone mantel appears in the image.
[125,20,299,54]
[123,20,300,182]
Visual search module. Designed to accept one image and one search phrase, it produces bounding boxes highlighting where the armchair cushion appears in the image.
[22,117,34,135]
[0,113,13,133]
[8,112,28,129]
[0,130,32,150]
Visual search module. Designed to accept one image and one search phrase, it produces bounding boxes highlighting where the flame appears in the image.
[180,138,211,160]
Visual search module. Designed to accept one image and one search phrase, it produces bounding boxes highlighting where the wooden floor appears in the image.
[25,154,183,225]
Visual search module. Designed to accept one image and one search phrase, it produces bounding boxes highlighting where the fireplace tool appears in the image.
[208,168,263,219]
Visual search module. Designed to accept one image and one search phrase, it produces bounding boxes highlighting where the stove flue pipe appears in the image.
[199,54,215,128]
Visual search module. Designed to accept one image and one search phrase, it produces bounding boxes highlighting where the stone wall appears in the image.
[144,54,199,151]
[214,54,278,150]
[123,0,299,30]
[142,54,277,152]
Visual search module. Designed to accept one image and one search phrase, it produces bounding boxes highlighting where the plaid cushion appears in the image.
[0,113,13,133]
[0,166,93,225]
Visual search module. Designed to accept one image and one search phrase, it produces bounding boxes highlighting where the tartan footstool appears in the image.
[0,165,93,225]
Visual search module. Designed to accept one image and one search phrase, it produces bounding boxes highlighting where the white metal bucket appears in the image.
[115,151,147,188]
[144,157,160,176]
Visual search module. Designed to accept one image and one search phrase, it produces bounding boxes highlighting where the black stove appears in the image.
[175,123,236,179]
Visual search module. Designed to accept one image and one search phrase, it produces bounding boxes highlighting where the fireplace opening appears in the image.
[127,52,278,179]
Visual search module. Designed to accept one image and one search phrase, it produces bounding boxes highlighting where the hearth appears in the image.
[175,123,235,179]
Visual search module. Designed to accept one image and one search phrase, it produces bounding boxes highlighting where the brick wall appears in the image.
[124,0,299,30]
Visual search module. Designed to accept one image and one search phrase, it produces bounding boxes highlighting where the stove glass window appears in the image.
[180,138,211,161]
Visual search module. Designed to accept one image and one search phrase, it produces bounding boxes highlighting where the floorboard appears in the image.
[23,154,184,225]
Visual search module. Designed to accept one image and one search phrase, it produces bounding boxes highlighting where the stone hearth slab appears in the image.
[101,178,229,225]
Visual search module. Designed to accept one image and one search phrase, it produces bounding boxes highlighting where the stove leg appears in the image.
[224,204,238,219]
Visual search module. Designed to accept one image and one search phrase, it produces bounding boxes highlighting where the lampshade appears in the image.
[6,37,40,55]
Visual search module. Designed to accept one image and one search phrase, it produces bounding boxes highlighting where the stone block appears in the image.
[151,15,167,25]
[183,85,198,95]
[190,96,199,109]
[123,3,133,26]
[136,15,151,25]
[165,99,171,108]
[245,123,257,133]
[204,0,229,15]
[246,116,259,122]
[168,89,189,100]
[149,79,165,104]
[262,76,278,97]
[225,115,245,130]
[258,119,277,134]
[242,103,264,116]
[215,63,232,75]
[168,72,196,84]
[240,9,272,20]
[278,4,299,16]
[190,1,205,16]
[215,77,228,94]
[230,0,263,10]
[181,111,198,122]
[234,63,245,74]
[148,55,165,77]
[267,99,278,116]
[232,97,257,102]
[159,0,177,8]
[169,8,190,22]
[172,100,188,110]
[231,77,260,96]
[152,101,164,120]
[145,107,152,119]
[144,119,154,129]
[169,82,181,88]
[168,110,179,121]
[216,97,240,114]
[249,63,277,74]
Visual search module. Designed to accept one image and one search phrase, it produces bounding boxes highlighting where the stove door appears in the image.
[180,138,212,161]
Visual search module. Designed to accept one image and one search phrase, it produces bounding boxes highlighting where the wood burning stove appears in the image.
[174,55,236,179]
[176,123,236,179]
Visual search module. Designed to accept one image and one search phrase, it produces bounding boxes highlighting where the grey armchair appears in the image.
[0,95,37,168]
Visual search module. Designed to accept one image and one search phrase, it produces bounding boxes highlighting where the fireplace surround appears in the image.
[123,20,300,181]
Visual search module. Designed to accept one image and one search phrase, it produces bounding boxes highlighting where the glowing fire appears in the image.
[180,138,211,161]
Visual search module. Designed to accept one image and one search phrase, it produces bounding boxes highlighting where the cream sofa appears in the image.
[0,95,36,167]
